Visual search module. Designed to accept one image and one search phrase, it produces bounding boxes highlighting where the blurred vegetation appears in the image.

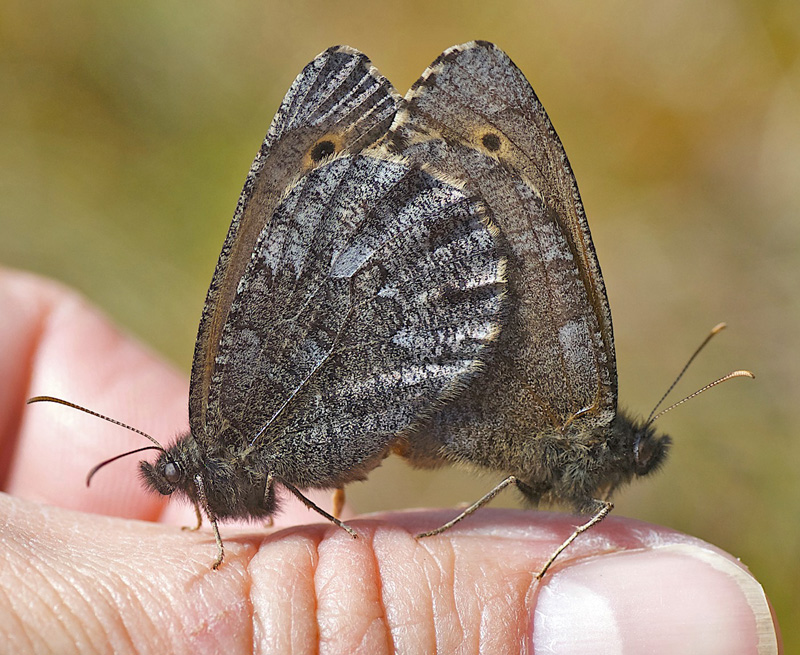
[2,0,798,643]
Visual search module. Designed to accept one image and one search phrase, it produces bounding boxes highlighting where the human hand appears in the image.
[0,269,782,654]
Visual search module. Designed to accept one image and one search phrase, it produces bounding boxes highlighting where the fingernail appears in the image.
[532,544,779,654]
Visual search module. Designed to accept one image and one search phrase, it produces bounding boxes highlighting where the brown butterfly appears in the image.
[386,41,750,577]
[31,46,507,568]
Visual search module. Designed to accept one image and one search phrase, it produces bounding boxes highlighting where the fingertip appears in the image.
[532,544,780,654]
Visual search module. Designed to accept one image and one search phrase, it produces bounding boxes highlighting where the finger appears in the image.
[0,493,780,655]
[373,509,782,654]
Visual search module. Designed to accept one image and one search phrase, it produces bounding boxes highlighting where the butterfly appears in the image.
[385,41,674,576]
[31,45,507,568]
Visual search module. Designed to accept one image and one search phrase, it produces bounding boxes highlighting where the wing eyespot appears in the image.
[480,132,502,152]
[310,139,336,162]
[302,134,344,171]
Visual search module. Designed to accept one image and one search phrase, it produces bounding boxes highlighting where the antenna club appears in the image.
[710,322,727,335]
[731,370,755,380]
[28,395,57,405]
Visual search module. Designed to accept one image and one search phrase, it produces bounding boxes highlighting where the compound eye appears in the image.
[163,461,181,485]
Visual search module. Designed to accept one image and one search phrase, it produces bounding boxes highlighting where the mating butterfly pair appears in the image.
[32,42,678,575]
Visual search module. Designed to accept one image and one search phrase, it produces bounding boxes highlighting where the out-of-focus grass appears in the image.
[2,0,798,643]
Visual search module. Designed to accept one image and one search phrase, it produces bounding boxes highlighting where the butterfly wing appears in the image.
[204,154,505,487]
[190,46,400,439]
[388,41,616,453]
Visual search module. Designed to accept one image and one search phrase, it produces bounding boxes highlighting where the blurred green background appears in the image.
[2,0,797,643]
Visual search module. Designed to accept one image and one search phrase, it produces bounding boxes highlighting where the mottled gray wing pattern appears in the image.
[190,46,400,439]
[204,154,505,487]
[388,40,616,446]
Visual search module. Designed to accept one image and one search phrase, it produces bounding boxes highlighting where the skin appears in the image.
[0,269,782,654]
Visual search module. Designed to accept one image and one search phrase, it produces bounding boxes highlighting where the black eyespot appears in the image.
[309,140,336,162]
[481,132,502,152]
[164,461,181,485]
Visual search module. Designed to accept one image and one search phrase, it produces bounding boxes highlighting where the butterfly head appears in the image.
[139,441,193,497]
[139,434,280,521]
[602,411,671,489]
[536,412,672,510]
[631,419,672,477]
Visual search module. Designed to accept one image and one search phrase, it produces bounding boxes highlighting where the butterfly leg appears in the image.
[192,473,225,569]
[262,473,275,527]
[181,502,204,531]
[416,475,520,538]
[282,481,357,538]
[536,499,613,580]
[332,487,346,519]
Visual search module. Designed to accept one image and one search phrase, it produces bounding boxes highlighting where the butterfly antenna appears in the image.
[644,323,754,426]
[85,446,164,486]
[645,322,726,424]
[27,396,168,485]
[648,370,755,425]
[26,396,164,450]
[27,396,165,448]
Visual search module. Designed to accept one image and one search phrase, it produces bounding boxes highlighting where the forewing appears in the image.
[388,40,616,432]
[190,46,399,441]
[207,154,505,485]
